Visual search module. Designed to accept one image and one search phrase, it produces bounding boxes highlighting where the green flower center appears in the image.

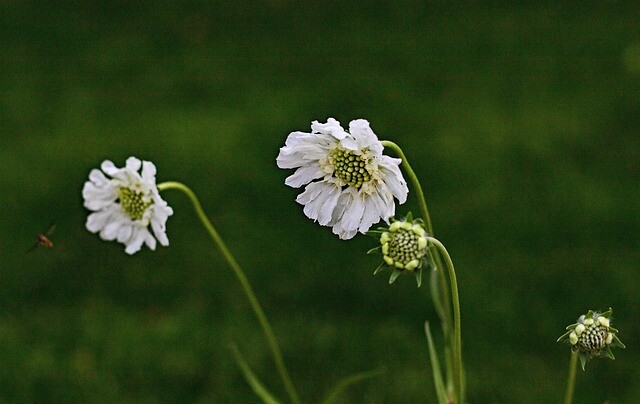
[330,148,372,188]
[578,324,608,352]
[118,187,152,221]
[384,229,426,267]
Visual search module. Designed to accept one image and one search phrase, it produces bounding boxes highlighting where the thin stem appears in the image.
[381,140,454,383]
[380,141,432,233]
[380,141,451,317]
[158,181,300,404]
[564,351,578,404]
[427,237,463,404]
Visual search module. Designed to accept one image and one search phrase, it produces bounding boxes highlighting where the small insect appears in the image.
[27,223,56,253]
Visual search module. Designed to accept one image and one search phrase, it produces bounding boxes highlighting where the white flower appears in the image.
[277,118,408,239]
[82,157,173,254]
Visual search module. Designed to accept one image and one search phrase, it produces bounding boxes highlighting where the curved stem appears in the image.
[380,141,432,233]
[158,181,300,404]
[427,237,463,404]
[381,140,454,383]
[564,351,578,404]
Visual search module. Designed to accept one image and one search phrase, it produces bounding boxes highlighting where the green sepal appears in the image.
[424,322,449,404]
[373,262,386,275]
[415,267,423,288]
[586,310,595,319]
[612,334,626,348]
[229,343,282,404]
[366,229,385,237]
[389,269,402,284]
[367,246,382,255]
[320,367,386,404]
[565,323,579,330]
[608,326,619,333]
[404,211,414,222]
[557,329,573,343]
[602,346,615,360]
[578,352,589,370]
[599,307,613,318]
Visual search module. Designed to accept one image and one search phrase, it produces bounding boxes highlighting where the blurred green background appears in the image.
[2,1,639,402]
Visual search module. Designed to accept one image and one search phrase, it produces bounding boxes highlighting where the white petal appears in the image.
[295,181,329,205]
[339,194,365,234]
[284,164,325,188]
[100,160,119,176]
[126,157,142,172]
[340,136,359,151]
[333,225,358,240]
[124,227,147,255]
[100,219,123,241]
[311,118,348,139]
[328,190,352,226]
[358,195,382,232]
[141,161,157,184]
[300,182,340,223]
[277,134,327,169]
[82,182,117,211]
[151,215,169,246]
[144,232,157,250]
[348,119,382,154]
[317,186,341,226]
[379,156,408,204]
[86,210,112,233]
[89,169,109,186]
[117,224,133,243]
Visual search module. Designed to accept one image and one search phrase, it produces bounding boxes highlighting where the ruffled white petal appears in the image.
[141,161,157,184]
[86,209,113,233]
[124,227,147,255]
[126,157,142,172]
[284,164,325,188]
[379,156,408,204]
[311,117,348,139]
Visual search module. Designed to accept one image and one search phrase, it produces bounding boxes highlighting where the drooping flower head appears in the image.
[82,157,173,254]
[557,308,625,370]
[277,118,408,239]
[367,213,431,287]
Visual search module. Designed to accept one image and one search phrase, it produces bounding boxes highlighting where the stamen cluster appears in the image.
[118,187,152,221]
[330,148,372,188]
[380,221,427,271]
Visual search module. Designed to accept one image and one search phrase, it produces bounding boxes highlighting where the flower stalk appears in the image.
[564,350,578,404]
[157,181,300,404]
[427,236,463,403]
[381,140,458,398]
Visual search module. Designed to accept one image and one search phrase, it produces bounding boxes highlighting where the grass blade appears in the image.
[321,367,386,404]
[425,322,449,404]
[229,343,282,404]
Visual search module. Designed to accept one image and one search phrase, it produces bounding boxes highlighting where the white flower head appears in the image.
[82,157,174,254]
[277,118,408,239]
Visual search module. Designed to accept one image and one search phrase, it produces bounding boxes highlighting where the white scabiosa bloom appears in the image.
[82,157,173,254]
[277,118,408,239]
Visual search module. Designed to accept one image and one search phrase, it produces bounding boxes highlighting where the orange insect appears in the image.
[27,223,56,253]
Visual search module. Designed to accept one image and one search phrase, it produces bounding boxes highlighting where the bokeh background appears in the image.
[2,2,639,402]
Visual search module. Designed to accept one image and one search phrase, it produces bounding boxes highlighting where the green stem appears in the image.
[564,351,578,404]
[158,181,300,404]
[381,140,455,387]
[427,237,463,404]
[380,141,432,233]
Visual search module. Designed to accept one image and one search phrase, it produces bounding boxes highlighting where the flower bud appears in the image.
[557,308,625,370]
